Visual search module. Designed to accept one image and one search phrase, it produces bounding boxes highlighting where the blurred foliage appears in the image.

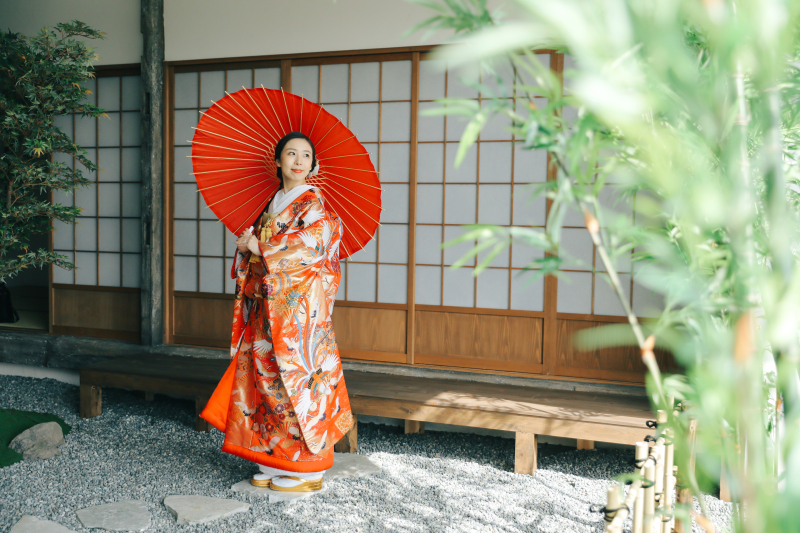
[412,0,800,530]
[0,21,105,282]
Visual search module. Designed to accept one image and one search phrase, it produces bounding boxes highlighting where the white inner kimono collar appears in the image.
[268,184,315,215]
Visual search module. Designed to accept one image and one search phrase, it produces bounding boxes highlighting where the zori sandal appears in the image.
[250,473,272,487]
[269,475,324,492]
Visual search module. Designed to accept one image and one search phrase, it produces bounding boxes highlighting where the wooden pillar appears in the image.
[280,59,292,92]
[335,413,358,453]
[195,396,210,432]
[577,439,595,450]
[80,384,102,418]
[514,432,538,475]
[406,51,419,366]
[541,52,564,375]
[140,0,165,346]
[405,420,424,434]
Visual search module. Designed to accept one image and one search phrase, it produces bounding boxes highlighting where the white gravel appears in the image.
[0,375,733,532]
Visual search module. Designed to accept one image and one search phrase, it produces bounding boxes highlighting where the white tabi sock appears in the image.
[252,464,326,484]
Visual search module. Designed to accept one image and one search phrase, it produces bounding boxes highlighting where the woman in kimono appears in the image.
[201,132,354,492]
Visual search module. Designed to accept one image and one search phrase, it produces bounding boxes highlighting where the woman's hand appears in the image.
[247,234,261,255]
[235,230,251,253]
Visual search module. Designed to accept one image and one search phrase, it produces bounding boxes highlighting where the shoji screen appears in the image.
[50,69,142,341]
[291,60,410,305]
[290,57,412,361]
[169,64,282,346]
[551,55,674,381]
[411,54,551,373]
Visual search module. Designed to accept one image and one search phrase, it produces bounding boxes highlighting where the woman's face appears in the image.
[276,138,313,189]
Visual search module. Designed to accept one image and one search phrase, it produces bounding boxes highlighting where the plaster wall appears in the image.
[0,0,143,65]
[1,0,451,66]
[163,0,449,61]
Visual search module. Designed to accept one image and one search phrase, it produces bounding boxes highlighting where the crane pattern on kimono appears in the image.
[221,188,354,463]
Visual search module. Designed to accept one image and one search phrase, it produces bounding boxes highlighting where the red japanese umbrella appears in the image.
[190,88,381,259]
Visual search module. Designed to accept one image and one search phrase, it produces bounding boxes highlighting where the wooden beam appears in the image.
[80,384,102,418]
[515,432,538,474]
[195,396,210,432]
[140,0,165,346]
[405,420,424,434]
[577,439,595,450]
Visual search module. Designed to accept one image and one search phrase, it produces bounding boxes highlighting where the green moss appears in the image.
[0,409,71,468]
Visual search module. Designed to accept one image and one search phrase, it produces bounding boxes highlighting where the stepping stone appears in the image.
[10,516,76,533]
[163,495,249,525]
[327,453,381,479]
[76,500,150,531]
[231,453,379,502]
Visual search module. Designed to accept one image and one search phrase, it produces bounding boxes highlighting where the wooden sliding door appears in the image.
[49,66,144,342]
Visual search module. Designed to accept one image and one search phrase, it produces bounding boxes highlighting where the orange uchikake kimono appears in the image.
[200,188,354,472]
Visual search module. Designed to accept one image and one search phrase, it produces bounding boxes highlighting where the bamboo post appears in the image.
[669,465,679,532]
[607,480,643,533]
[654,439,666,531]
[676,418,698,533]
[662,430,675,533]
[605,485,621,528]
[644,462,657,533]
[632,441,648,533]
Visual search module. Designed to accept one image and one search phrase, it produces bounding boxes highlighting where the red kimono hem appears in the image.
[220,442,334,472]
[200,358,334,472]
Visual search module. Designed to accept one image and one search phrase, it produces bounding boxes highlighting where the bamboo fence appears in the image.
[601,401,697,533]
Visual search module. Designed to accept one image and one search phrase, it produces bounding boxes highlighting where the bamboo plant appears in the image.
[410,0,800,531]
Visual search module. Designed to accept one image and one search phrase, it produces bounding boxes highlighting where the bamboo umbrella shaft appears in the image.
[315,120,341,148]
[324,165,379,174]
[281,89,293,131]
[318,152,370,161]
[195,115,272,151]
[198,172,264,191]
[221,91,278,146]
[251,86,285,142]
[316,135,357,156]
[307,105,323,138]
[239,87,281,144]
[318,171,385,190]
[317,179,385,211]
[263,88,288,135]
[192,165,264,175]
[191,140,266,158]
[191,125,268,154]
